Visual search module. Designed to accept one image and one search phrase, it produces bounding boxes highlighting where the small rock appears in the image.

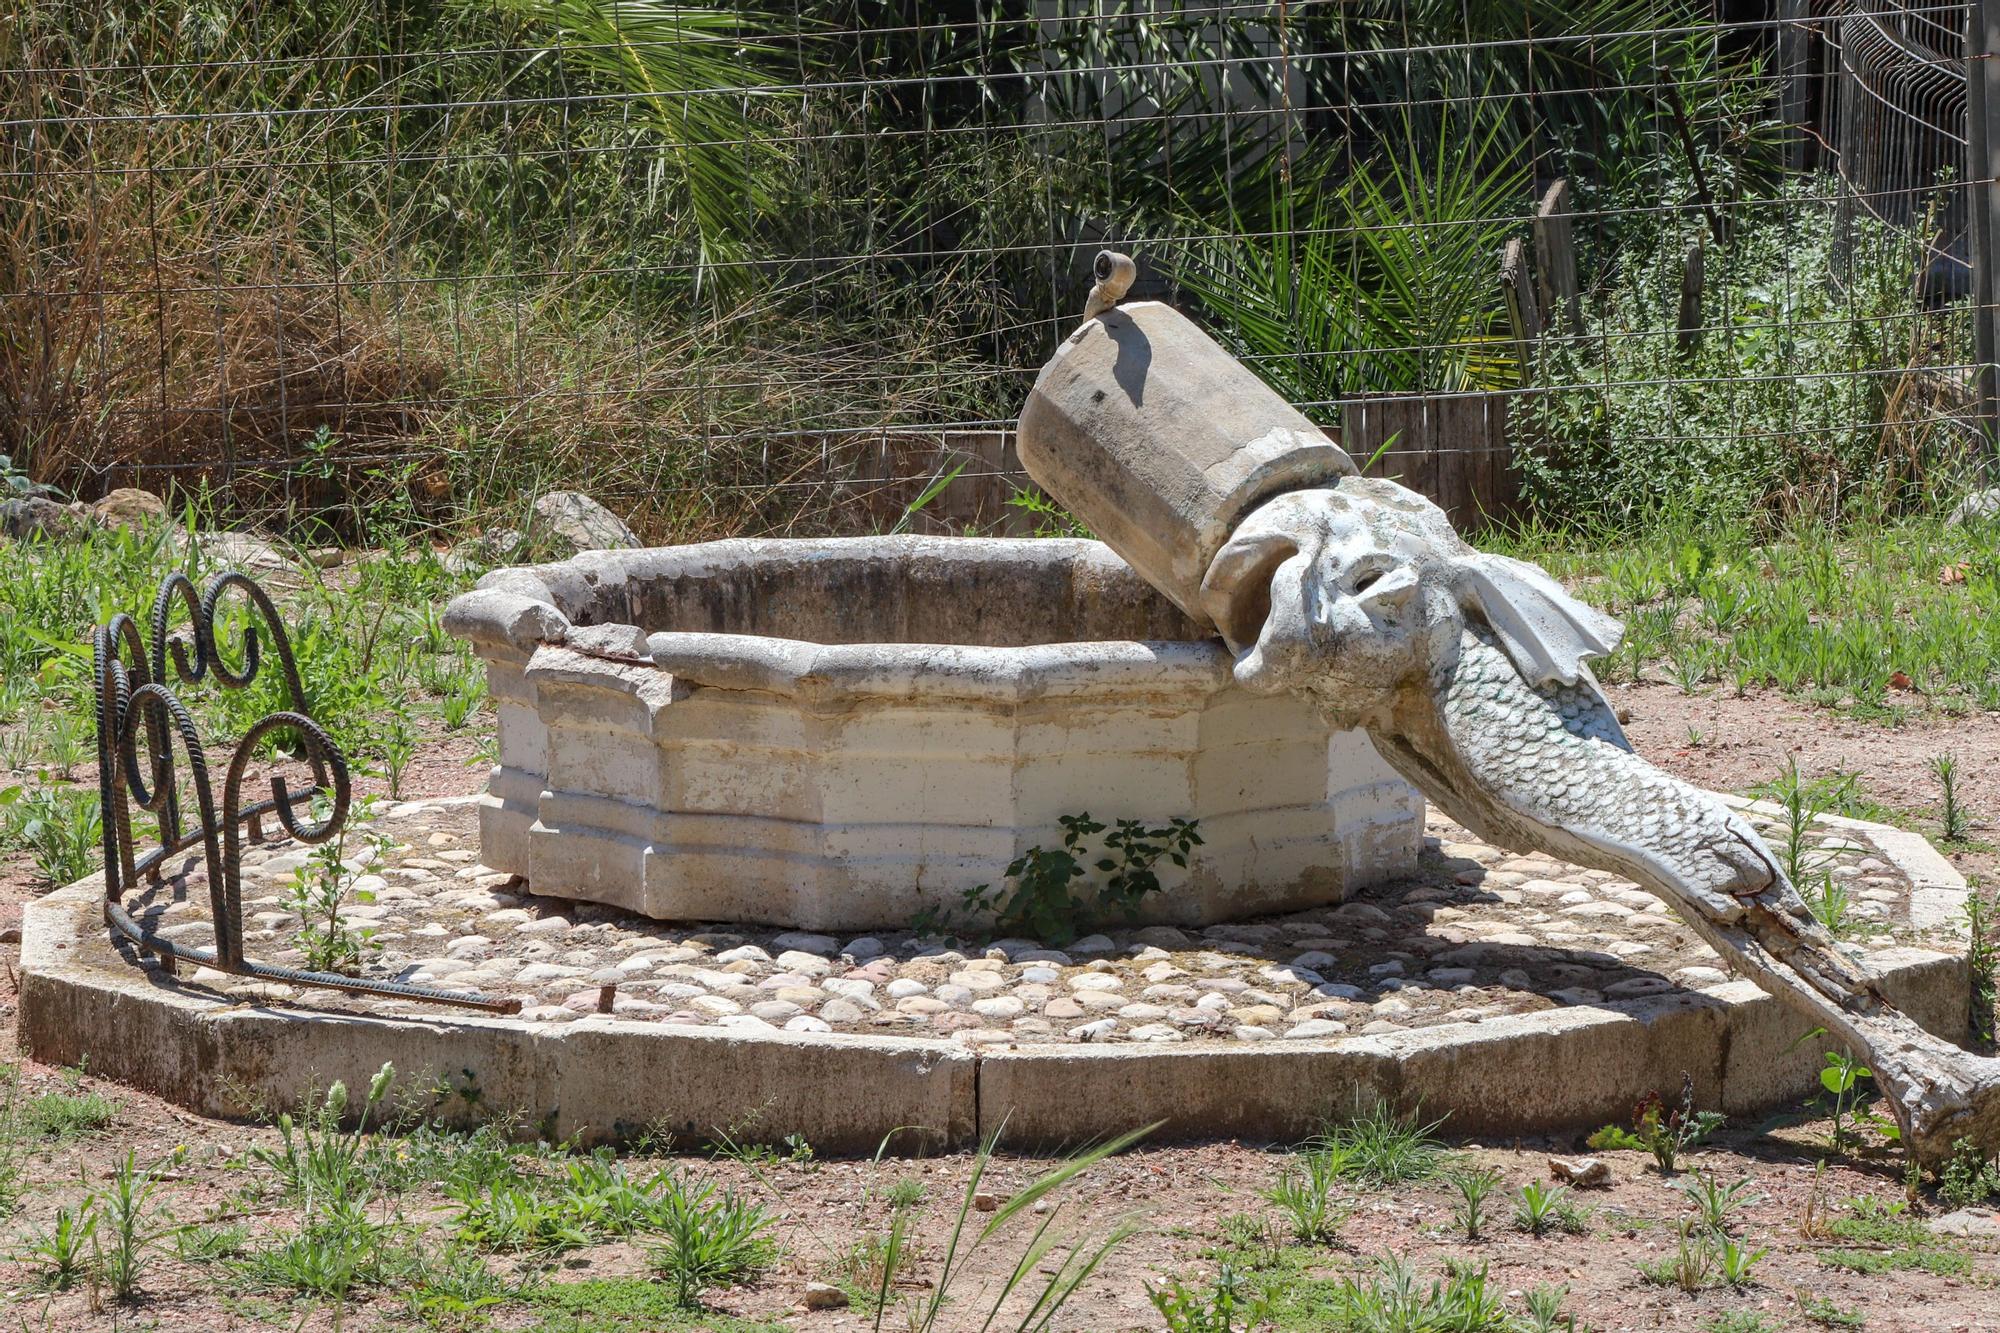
[1069,934,1116,955]
[973,1192,1000,1212]
[803,1281,850,1311]
[531,491,639,552]
[1549,1156,1611,1188]
[843,936,886,961]
[1067,1018,1118,1041]
[1,496,76,541]
[773,931,839,955]
[1933,1208,2000,1241]
[1284,1019,1347,1039]
[90,487,167,529]
[443,527,526,573]
[1948,487,2000,525]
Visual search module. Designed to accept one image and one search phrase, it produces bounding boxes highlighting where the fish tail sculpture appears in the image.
[1019,254,2000,1162]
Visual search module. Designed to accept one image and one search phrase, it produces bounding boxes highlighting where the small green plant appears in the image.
[21,1082,118,1140]
[1637,1221,1719,1291]
[1967,890,1996,1046]
[1148,1264,1269,1333]
[1302,1255,1514,1331]
[405,1244,511,1328]
[379,713,419,797]
[23,1201,98,1290]
[1514,1180,1588,1237]
[1448,1165,1501,1240]
[1315,1102,1448,1185]
[1818,1194,1972,1276]
[958,812,1201,945]
[1678,1171,1763,1234]
[1714,1233,1769,1287]
[883,1176,926,1211]
[1799,1294,1867,1327]
[1267,1147,1350,1244]
[1587,1076,1724,1173]
[174,1222,251,1263]
[647,1175,776,1308]
[1763,759,1837,888]
[436,664,487,731]
[1932,752,1970,843]
[1520,1284,1577,1333]
[1810,1044,1898,1152]
[1937,1137,2000,1209]
[94,1149,182,1301]
[284,799,388,975]
[872,1124,1152,1332]
[1703,1314,1783,1333]
[3,784,103,885]
[1806,869,1855,936]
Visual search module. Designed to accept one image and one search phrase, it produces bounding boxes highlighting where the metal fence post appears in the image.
[1969,0,2000,445]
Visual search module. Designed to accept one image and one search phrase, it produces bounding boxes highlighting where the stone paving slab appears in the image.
[18,794,1971,1150]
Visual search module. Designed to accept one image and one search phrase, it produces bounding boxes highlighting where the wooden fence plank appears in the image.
[1534,179,1583,332]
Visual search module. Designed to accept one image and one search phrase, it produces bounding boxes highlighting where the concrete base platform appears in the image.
[19,796,1972,1152]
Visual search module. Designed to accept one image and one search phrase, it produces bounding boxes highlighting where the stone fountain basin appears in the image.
[444,537,1421,931]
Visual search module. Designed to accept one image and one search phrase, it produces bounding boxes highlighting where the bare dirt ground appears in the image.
[1614,683,2000,889]
[0,694,1996,1331]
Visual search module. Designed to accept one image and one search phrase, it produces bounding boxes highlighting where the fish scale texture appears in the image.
[1441,627,1796,913]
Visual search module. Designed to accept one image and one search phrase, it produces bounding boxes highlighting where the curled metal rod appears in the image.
[92,569,520,1016]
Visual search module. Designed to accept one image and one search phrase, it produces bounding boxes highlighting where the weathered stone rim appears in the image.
[19,799,1971,1154]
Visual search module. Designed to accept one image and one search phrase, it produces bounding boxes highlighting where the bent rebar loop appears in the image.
[90,569,520,1013]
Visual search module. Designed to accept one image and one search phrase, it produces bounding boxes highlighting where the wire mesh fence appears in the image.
[2,1,1995,543]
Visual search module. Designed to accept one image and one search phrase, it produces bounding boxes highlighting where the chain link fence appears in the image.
[2,1,1994,541]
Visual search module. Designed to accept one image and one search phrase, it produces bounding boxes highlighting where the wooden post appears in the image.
[1969,0,2000,446]
[1677,240,1705,356]
[1533,180,1583,333]
[1778,0,1812,171]
[1499,238,1540,385]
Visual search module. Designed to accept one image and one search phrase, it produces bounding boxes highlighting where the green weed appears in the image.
[1677,1171,1763,1234]
[520,1278,790,1332]
[644,1176,768,1296]
[954,812,1201,946]
[1267,1253,1517,1332]
[22,1201,97,1291]
[1449,1165,1501,1241]
[1268,1148,1352,1246]
[20,1084,118,1140]
[1314,1103,1449,1186]
[1513,1181,1588,1237]
[1148,1263,1269,1333]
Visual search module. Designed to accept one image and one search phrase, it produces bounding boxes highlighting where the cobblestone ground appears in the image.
[110,797,1945,1047]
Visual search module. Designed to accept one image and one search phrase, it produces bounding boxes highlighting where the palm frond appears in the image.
[483,0,790,276]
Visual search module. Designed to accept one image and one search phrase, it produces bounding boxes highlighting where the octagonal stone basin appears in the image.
[443,537,1422,931]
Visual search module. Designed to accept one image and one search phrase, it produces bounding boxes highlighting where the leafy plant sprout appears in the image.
[1513,1180,1588,1237]
[1449,1165,1501,1241]
[953,812,1201,946]
[1677,1171,1764,1235]
[282,795,390,976]
[1267,1147,1351,1245]
[1588,1075,1724,1173]
[1932,752,1970,843]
